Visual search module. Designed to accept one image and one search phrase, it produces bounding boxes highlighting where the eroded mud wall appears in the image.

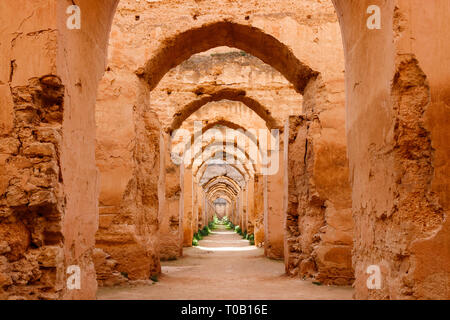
[253,174,265,247]
[182,167,193,247]
[1,0,118,299]
[158,134,183,261]
[264,143,285,260]
[334,0,450,299]
[285,114,353,285]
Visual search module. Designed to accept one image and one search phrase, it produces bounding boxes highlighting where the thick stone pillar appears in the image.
[247,177,255,234]
[192,181,199,234]
[159,133,183,260]
[239,190,244,230]
[0,0,120,299]
[208,199,214,224]
[236,194,241,227]
[242,187,248,232]
[253,174,265,246]
[182,166,193,247]
[264,136,284,259]
[197,185,204,229]
[226,201,232,220]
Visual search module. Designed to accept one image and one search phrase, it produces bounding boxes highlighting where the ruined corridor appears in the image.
[97,224,353,300]
[0,0,449,302]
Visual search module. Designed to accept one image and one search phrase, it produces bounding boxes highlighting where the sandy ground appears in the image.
[97,225,354,300]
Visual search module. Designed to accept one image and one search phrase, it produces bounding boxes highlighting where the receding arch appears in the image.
[194,151,254,180]
[196,161,249,187]
[173,120,262,155]
[143,21,318,95]
[210,192,233,204]
[191,143,257,174]
[188,141,259,172]
[207,184,238,201]
[169,88,281,132]
[204,176,241,194]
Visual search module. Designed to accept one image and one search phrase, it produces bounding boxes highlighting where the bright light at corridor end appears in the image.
[194,246,258,252]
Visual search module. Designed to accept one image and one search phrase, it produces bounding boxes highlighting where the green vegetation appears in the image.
[194,232,203,241]
[191,217,219,246]
[219,217,255,245]
[150,275,159,282]
[199,225,211,237]
[248,234,255,245]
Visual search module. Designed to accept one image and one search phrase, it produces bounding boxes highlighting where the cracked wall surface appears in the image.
[1,0,449,300]
[336,0,450,299]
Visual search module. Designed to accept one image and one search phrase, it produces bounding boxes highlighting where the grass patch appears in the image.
[193,232,203,241]
[248,234,255,245]
[222,217,236,230]
[150,275,159,282]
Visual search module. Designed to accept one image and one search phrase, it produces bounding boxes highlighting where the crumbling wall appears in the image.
[285,114,353,285]
[182,167,194,247]
[95,86,161,282]
[253,174,265,247]
[159,151,183,261]
[335,0,450,299]
[1,0,117,299]
[0,76,66,299]
[284,70,353,285]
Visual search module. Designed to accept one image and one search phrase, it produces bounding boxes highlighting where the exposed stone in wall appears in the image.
[0,76,65,299]
[284,69,352,285]
[353,55,446,299]
[92,248,127,287]
[94,0,344,284]
[285,115,353,285]
[337,0,450,299]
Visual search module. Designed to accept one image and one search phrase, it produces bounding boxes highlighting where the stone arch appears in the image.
[142,21,318,94]
[168,88,281,132]
[212,194,233,203]
[196,162,249,188]
[204,176,241,194]
[194,152,254,180]
[89,0,450,301]
[5,0,449,301]
[188,141,259,172]
[173,119,263,157]
[207,184,238,201]
[190,142,257,174]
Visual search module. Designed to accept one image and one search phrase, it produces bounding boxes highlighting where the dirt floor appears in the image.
[97,225,354,300]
